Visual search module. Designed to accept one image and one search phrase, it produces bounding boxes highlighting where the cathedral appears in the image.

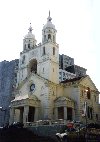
[9,12,100,125]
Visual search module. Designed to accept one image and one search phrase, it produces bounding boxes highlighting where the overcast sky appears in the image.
[0,0,100,98]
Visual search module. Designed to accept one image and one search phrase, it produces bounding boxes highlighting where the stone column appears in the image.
[34,107,38,121]
[54,107,58,120]
[23,106,29,124]
[9,107,15,125]
[20,108,23,123]
[64,106,67,119]
[64,106,67,124]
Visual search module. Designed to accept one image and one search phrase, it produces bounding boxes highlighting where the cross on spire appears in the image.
[28,23,33,33]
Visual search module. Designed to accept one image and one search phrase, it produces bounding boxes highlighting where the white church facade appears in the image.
[9,13,100,125]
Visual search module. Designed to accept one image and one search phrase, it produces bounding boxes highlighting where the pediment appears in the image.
[54,96,75,108]
[79,75,99,92]
[11,94,40,102]
[54,96,72,102]
[11,94,41,108]
[19,73,48,89]
[16,73,50,100]
[18,72,48,89]
[26,73,47,85]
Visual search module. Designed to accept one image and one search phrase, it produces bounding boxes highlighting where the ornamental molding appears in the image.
[54,96,75,108]
[11,98,40,108]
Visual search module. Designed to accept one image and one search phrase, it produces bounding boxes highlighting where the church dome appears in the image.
[43,19,55,29]
[43,11,55,30]
[24,23,35,39]
[25,32,35,39]
[23,23,37,50]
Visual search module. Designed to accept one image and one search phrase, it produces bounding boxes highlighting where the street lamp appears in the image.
[84,89,88,142]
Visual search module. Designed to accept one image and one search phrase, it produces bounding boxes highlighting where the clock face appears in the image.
[30,84,35,92]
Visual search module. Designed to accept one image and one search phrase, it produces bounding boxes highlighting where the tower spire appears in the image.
[49,10,50,17]
[47,10,52,22]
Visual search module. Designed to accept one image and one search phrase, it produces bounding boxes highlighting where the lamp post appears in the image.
[84,102,88,142]
[84,89,88,142]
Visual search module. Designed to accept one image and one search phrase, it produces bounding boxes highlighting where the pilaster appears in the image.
[64,106,67,120]
[54,107,58,120]
[9,108,15,125]
[34,107,38,121]
[23,106,29,124]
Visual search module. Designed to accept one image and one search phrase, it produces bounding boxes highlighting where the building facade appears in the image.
[0,60,19,126]
[65,65,87,77]
[59,69,76,82]
[59,54,74,70]
[61,76,100,124]
[9,13,100,125]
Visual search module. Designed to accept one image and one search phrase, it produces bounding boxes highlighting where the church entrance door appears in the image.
[67,107,72,120]
[28,106,35,122]
[58,107,64,119]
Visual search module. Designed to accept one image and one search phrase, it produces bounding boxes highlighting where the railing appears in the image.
[25,119,66,127]
[24,121,100,141]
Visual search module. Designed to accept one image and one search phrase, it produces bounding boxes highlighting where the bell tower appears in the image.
[17,24,37,85]
[42,11,56,43]
[38,11,59,84]
[23,23,37,51]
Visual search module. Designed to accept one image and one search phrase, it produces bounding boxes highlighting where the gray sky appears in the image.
[0,0,100,98]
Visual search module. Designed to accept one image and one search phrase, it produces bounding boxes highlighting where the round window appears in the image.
[30,84,35,92]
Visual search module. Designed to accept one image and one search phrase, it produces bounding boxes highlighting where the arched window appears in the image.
[53,47,55,55]
[87,87,91,99]
[33,42,34,47]
[29,59,37,74]
[44,35,46,41]
[28,44,30,49]
[48,34,51,39]
[43,68,44,72]
[24,44,26,50]
[22,55,25,64]
[96,114,98,120]
[43,46,46,55]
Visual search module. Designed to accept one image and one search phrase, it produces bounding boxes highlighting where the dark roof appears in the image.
[61,75,87,83]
